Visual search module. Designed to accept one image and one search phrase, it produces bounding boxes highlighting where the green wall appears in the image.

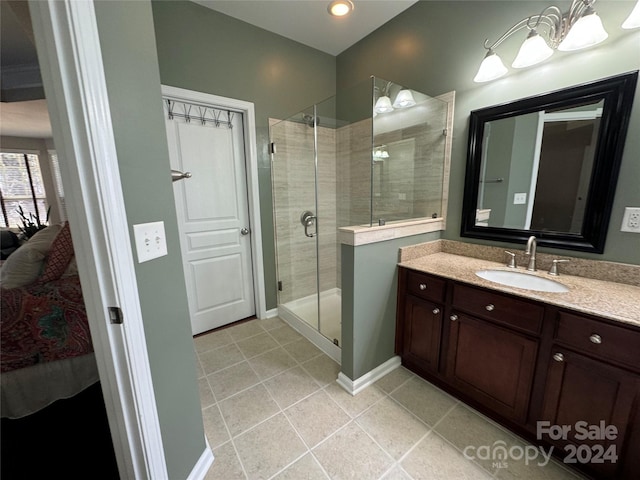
[151,0,337,310]
[338,0,640,265]
[483,116,515,227]
[94,2,204,478]
[341,232,441,380]
[504,113,538,229]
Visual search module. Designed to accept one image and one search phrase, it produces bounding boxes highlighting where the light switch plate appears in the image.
[514,193,527,205]
[133,221,168,263]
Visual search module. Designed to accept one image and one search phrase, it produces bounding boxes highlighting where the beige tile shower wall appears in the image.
[373,97,448,222]
[336,119,373,289]
[272,120,315,305]
[317,125,338,294]
[337,119,372,228]
[272,120,338,305]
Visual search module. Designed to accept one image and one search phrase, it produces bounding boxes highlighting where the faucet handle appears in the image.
[504,251,517,268]
[548,259,570,276]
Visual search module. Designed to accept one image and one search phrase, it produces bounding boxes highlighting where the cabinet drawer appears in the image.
[555,311,640,371]
[406,270,446,303]
[452,283,543,335]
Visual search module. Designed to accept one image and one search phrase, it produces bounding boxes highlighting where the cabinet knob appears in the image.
[485,304,495,312]
[450,314,458,321]
[589,334,602,344]
[553,353,564,362]
[419,283,427,291]
[432,308,440,315]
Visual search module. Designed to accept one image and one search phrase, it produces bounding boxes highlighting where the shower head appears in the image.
[302,113,319,127]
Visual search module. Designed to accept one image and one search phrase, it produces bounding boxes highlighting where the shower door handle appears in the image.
[300,210,317,238]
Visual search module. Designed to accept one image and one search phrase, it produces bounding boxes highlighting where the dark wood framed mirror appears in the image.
[461,71,638,253]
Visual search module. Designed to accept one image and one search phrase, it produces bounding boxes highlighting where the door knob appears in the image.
[300,211,317,238]
[171,169,192,182]
[240,228,250,235]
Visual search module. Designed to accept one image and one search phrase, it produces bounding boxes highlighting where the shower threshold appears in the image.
[278,288,341,364]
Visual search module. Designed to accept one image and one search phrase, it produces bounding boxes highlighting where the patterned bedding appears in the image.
[1,275,93,373]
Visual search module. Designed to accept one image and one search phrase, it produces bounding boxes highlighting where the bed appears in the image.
[0,223,98,419]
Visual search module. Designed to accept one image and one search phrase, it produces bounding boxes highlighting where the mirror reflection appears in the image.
[477,100,603,234]
[372,77,450,225]
[461,71,638,253]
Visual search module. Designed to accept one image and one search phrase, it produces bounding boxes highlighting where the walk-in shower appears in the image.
[270,77,450,362]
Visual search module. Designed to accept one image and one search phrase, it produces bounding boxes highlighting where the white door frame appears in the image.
[29,1,167,478]
[162,85,267,321]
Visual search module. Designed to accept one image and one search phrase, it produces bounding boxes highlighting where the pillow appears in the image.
[39,222,74,283]
[0,243,46,289]
[62,256,78,277]
[25,223,63,255]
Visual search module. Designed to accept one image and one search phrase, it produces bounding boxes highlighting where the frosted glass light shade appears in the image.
[393,89,417,108]
[374,96,394,114]
[622,0,640,29]
[512,31,554,68]
[558,10,608,51]
[473,50,508,83]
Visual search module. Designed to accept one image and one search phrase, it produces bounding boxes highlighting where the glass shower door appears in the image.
[271,107,320,332]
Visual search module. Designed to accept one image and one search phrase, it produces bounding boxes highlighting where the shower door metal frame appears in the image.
[270,107,341,362]
[311,104,323,338]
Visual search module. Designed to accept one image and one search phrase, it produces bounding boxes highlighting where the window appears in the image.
[0,152,49,229]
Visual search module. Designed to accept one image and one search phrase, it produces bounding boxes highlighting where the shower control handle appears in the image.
[300,211,317,238]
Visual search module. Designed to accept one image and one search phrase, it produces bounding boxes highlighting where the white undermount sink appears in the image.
[475,269,569,293]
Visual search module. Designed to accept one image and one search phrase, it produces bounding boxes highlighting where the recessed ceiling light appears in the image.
[328,0,354,17]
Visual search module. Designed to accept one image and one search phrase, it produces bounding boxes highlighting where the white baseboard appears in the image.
[186,437,214,480]
[265,308,279,319]
[336,356,401,396]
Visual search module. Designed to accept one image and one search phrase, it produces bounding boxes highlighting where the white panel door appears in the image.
[165,107,255,335]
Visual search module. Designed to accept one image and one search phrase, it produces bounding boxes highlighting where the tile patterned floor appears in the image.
[195,317,584,480]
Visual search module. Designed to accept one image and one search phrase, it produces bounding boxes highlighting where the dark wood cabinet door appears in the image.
[541,348,640,479]
[401,295,443,374]
[446,312,538,423]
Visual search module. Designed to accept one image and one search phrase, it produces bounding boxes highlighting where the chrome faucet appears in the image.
[525,235,537,271]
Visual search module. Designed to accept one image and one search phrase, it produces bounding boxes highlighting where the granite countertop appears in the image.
[400,252,640,329]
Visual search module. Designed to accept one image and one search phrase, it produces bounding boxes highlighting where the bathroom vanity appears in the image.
[395,251,640,479]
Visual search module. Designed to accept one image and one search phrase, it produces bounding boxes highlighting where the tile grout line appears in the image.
[425,403,499,478]
[211,402,250,480]
[198,319,586,479]
[230,319,332,479]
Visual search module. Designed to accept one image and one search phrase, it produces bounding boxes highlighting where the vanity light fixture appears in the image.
[374,81,394,114]
[374,83,418,113]
[373,145,390,161]
[328,0,354,17]
[392,89,417,108]
[623,0,640,29]
[374,95,394,113]
[474,50,508,83]
[473,0,637,83]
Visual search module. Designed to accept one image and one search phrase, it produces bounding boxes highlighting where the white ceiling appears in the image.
[192,0,419,56]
